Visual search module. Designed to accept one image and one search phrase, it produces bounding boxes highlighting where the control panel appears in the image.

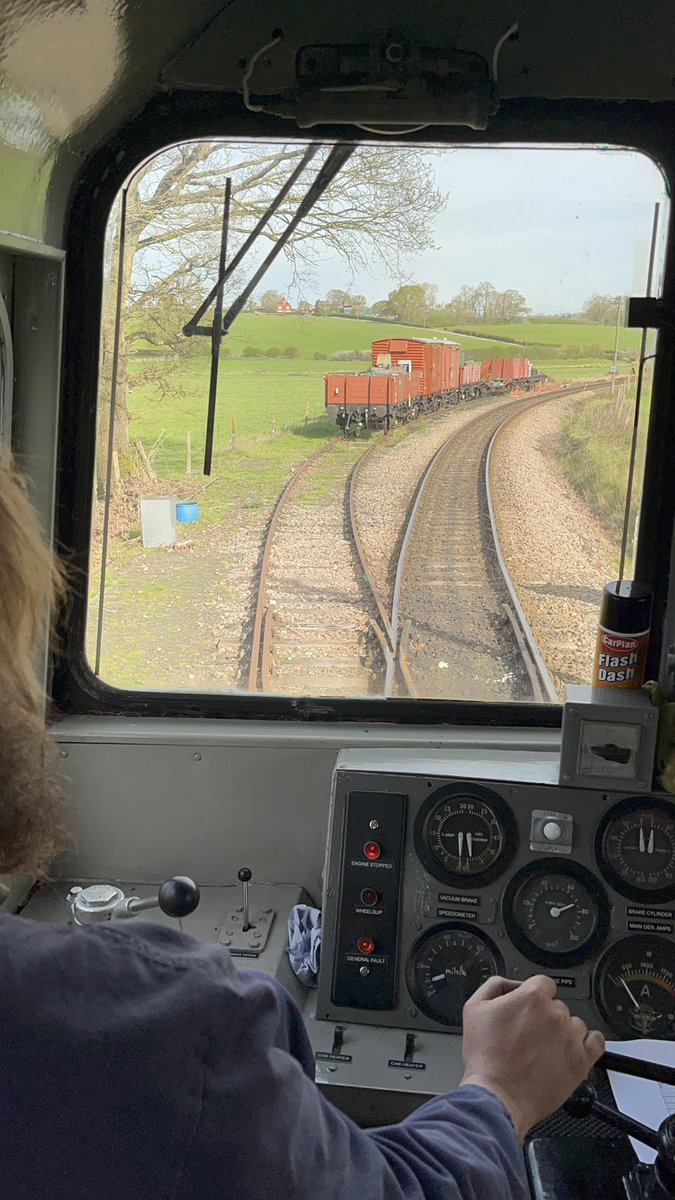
[316,756,675,1041]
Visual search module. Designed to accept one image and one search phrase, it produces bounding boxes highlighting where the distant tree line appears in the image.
[239,285,627,331]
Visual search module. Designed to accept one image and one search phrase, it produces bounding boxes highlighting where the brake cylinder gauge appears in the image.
[503,858,610,967]
[405,923,505,1027]
[594,934,675,1039]
[596,796,675,904]
[414,783,518,887]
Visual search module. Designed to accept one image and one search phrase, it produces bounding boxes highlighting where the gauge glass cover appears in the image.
[596,797,675,904]
[503,859,610,967]
[414,783,517,887]
[594,934,675,1039]
[405,923,504,1026]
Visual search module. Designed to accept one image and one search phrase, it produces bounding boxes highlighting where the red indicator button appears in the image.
[357,936,375,955]
[364,841,381,860]
[360,888,379,906]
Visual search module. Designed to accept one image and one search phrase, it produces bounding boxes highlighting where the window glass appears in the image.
[88,142,667,703]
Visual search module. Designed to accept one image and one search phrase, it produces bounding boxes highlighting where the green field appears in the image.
[126,314,533,472]
[454,321,647,355]
[126,313,623,471]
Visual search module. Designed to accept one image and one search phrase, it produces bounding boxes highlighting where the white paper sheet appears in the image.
[606,1039,675,1164]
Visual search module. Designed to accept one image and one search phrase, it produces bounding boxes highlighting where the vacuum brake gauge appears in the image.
[414,783,518,887]
[594,934,675,1039]
[503,859,610,967]
[405,923,504,1027]
[596,796,675,904]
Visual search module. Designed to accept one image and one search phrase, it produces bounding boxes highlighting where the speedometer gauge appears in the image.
[596,796,675,903]
[594,934,675,1039]
[503,859,610,967]
[414,783,518,887]
[405,923,504,1027]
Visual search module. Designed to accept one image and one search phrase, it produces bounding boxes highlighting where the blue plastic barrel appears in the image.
[176,501,200,523]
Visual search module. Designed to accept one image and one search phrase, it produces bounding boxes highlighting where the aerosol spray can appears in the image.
[593,581,652,689]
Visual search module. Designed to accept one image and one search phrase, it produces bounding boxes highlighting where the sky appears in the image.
[260,146,669,315]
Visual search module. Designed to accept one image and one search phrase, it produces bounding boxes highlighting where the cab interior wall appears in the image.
[2,1,675,907]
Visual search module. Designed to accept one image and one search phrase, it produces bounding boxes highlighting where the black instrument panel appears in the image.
[318,772,675,1040]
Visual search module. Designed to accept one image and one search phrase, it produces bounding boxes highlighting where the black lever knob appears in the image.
[158,876,200,918]
[238,868,252,883]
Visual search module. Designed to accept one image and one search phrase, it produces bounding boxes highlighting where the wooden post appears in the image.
[272,406,277,434]
[112,450,121,490]
[135,439,157,482]
[231,414,237,450]
[186,430,192,476]
[305,401,310,426]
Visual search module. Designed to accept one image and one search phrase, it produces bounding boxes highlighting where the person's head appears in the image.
[0,451,67,879]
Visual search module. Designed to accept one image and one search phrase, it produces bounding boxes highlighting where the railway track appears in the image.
[247,437,392,695]
[247,382,606,699]
[390,383,607,701]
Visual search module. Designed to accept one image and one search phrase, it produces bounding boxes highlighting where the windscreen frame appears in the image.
[52,92,675,722]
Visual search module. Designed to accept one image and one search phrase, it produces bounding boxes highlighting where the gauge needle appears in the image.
[639,822,645,853]
[431,974,446,982]
[549,903,576,917]
[648,828,654,854]
[619,976,641,1010]
[466,833,473,857]
[458,832,464,858]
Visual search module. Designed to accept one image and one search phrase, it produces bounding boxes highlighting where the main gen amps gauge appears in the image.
[594,934,675,1039]
[413,783,518,887]
[595,795,675,904]
[502,859,610,968]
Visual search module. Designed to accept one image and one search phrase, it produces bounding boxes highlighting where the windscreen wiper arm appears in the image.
[184,141,356,473]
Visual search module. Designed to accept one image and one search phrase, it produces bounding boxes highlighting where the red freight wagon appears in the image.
[371,337,461,398]
[459,360,481,385]
[325,369,422,431]
[481,357,533,382]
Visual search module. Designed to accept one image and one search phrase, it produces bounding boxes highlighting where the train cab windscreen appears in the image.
[86,141,668,706]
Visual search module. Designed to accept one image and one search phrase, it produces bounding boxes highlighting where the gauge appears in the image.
[405,923,504,1027]
[594,934,675,1039]
[413,782,518,887]
[503,858,610,967]
[596,796,675,904]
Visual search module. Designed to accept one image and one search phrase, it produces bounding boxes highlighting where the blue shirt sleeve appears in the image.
[180,958,530,1200]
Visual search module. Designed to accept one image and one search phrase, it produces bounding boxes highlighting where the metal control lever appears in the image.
[219,867,276,957]
[238,867,252,931]
[67,877,200,926]
[564,1056,675,1200]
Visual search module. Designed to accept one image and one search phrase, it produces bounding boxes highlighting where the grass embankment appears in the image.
[558,383,648,544]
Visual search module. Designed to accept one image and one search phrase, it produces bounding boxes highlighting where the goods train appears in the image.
[325,336,545,431]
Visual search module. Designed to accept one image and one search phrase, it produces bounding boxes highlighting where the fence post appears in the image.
[231,415,237,451]
[186,430,192,476]
[272,406,277,434]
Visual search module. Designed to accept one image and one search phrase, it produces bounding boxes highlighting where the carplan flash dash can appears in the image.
[592,581,652,689]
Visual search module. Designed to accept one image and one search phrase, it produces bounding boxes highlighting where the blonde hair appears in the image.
[0,451,68,877]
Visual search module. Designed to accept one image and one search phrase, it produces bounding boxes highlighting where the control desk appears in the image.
[308,749,675,1122]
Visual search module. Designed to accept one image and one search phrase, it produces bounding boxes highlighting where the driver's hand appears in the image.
[460,974,605,1141]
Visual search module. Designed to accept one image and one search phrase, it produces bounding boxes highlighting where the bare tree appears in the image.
[100,141,447,470]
